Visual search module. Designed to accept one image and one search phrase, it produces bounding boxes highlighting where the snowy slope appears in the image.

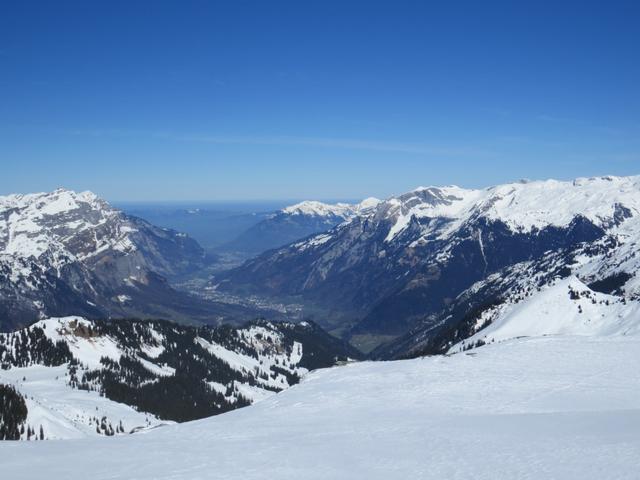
[573,212,640,297]
[450,277,640,353]
[1,335,638,478]
[0,317,356,439]
[380,209,640,359]
[0,365,165,440]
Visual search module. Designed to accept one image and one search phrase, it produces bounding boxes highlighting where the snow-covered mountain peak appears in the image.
[281,197,381,219]
[227,198,382,254]
[399,185,477,208]
[0,188,121,260]
[476,175,640,232]
[378,175,640,242]
[410,184,465,194]
[355,197,381,211]
[380,186,482,241]
[0,188,108,217]
[219,174,640,358]
[281,200,354,217]
[0,188,209,329]
[239,175,640,293]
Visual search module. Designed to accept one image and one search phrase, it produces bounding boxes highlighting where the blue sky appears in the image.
[1,1,639,201]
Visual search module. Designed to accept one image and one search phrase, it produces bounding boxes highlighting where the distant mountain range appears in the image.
[224,198,380,254]
[0,189,380,331]
[0,316,358,439]
[215,176,640,354]
[3,177,640,361]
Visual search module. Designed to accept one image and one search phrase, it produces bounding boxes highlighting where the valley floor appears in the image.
[1,335,639,479]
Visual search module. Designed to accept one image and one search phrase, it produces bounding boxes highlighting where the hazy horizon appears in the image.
[2,172,640,204]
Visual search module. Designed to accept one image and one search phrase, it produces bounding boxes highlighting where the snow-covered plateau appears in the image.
[0,334,638,479]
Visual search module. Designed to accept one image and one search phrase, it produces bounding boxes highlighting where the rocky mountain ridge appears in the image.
[216,176,640,353]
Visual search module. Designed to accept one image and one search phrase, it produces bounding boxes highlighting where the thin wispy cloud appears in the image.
[162,133,495,158]
[64,128,496,158]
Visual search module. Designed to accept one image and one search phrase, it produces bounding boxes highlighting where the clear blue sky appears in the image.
[1,1,639,201]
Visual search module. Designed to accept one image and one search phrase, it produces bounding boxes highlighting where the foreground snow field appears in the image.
[1,335,639,479]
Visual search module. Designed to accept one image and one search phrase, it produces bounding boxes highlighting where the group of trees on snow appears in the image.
[0,384,28,440]
[0,318,356,428]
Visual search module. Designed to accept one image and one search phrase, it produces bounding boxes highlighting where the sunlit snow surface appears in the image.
[2,335,638,479]
[449,276,640,353]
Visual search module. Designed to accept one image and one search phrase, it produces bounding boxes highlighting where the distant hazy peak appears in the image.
[281,197,380,218]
